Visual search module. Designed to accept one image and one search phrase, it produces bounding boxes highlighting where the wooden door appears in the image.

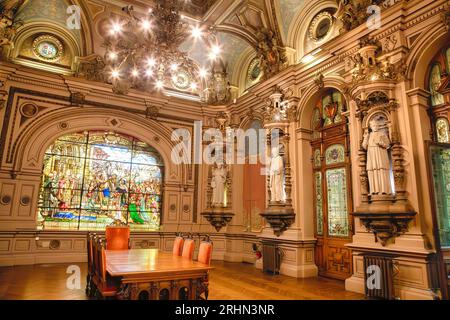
[311,90,354,280]
[427,142,450,299]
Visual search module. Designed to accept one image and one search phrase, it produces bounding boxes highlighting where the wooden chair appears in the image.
[91,237,120,299]
[181,234,195,260]
[105,225,130,250]
[85,233,96,297]
[172,233,185,256]
[196,235,213,300]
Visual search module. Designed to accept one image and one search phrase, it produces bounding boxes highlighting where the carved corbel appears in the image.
[145,100,160,120]
[201,211,235,232]
[70,92,86,108]
[353,212,416,246]
[314,73,324,89]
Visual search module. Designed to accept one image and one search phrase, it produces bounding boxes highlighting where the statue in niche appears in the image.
[269,147,285,203]
[362,116,393,195]
[211,163,227,207]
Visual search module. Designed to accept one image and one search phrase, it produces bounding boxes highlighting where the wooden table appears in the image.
[105,249,213,300]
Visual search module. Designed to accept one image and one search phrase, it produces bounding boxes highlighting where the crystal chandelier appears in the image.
[103,0,221,95]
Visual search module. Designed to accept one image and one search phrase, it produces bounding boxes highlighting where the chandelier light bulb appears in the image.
[190,82,198,90]
[131,69,139,77]
[211,45,221,55]
[141,20,152,31]
[170,63,178,71]
[109,52,117,60]
[110,23,122,34]
[208,52,217,60]
[191,26,202,39]
[145,68,154,77]
[111,69,120,78]
[155,80,164,89]
[147,57,156,67]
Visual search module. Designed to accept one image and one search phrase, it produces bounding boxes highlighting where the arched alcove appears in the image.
[37,130,165,231]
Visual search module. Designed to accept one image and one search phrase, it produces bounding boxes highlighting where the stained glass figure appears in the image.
[325,144,345,165]
[430,64,444,106]
[326,168,349,237]
[314,149,321,167]
[436,118,450,143]
[37,131,163,231]
[322,90,344,126]
[315,172,323,236]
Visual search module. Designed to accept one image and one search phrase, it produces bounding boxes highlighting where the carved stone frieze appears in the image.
[75,54,106,82]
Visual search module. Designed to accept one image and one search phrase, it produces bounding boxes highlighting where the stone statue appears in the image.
[269,147,285,202]
[362,118,392,195]
[211,163,227,207]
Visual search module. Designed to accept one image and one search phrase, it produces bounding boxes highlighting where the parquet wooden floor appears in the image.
[0,261,364,300]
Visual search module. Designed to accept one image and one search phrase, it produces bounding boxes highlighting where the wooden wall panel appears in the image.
[0,183,16,217]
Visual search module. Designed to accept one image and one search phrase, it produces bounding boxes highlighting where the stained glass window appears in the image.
[325,144,345,165]
[429,144,450,247]
[326,168,349,237]
[37,131,164,231]
[436,118,450,143]
[312,107,321,140]
[322,90,344,126]
[430,64,444,106]
[313,149,321,167]
[37,42,58,59]
[314,172,323,236]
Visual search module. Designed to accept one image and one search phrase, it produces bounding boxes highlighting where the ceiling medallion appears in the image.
[308,12,334,42]
[32,35,63,62]
[103,1,221,95]
[171,70,191,91]
[247,58,263,86]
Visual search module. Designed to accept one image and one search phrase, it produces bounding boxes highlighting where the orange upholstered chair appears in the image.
[198,237,213,266]
[105,225,130,250]
[172,234,185,256]
[181,237,195,260]
[197,235,213,300]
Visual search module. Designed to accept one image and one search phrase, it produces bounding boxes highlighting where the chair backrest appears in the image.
[92,235,101,279]
[181,239,195,259]
[198,236,213,265]
[86,233,95,274]
[105,226,130,250]
[173,236,185,256]
[98,239,108,282]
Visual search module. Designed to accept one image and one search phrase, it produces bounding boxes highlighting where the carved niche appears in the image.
[353,91,416,246]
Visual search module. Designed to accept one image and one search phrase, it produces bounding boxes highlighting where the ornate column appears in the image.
[260,87,296,236]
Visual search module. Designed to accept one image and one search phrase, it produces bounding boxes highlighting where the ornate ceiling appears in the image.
[1,0,369,102]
